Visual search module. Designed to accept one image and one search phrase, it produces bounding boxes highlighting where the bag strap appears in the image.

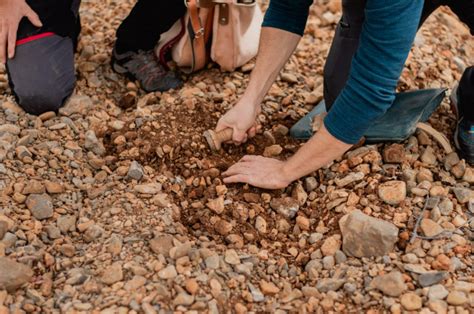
[184,0,213,73]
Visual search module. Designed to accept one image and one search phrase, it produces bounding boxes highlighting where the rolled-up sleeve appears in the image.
[262,0,313,35]
[324,0,424,144]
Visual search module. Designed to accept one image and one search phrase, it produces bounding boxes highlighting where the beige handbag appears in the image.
[156,0,263,73]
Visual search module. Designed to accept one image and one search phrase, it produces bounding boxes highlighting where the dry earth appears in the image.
[0,0,473,313]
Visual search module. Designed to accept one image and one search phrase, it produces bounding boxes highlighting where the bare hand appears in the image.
[222,155,292,189]
[0,0,42,63]
[216,98,260,144]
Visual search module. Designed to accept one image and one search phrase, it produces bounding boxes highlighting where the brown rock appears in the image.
[296,216,310,231]
[0,257,34,292]
[383,144,405,163]
[260,280,280,295]
[207,196,225,214]
[370,271,407,297]
[44,181,64,194]
[149,235,174,257]
[321,235,341,256]
[215,219,233,235]
[420,218,444,237]
[263,145,283,157]
[378,181,406,205]
[22,180,45,195]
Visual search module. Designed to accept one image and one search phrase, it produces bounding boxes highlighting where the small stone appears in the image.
[304,177,318,191]
[224,249,240,265]
[418,272,448,287]
[149,235,174,256]
[0,221,8,240]
[134,183,161,194]
[420,218,444,237]
[292,183,308,205]
[334,172,365,187]
[438,198,453,215]
[335,250,347,264]
[428,284,449,300]
[444,152,460,170]
[15,146,32,159]
[57,215,76,233]
[462,167,474,183]
[446,291,467,305]
[59,95,92,116]
[383,144,405,163]
[451,160,466,178]
[427,300,448,314]
[205,255,220,269]
[248,283,264,302]
[421,146,437,165]
[322,256,335,269]
[124,276,146,291]
[173,292,194,306]
[158,265,177,279]
[452,187,472,204]
[321,235,341,256]
[255,216,267,234]
[400,292,422,311]
[259,280,279,295]
[378,181,406,205]
[207,196,225,214]
[370,271,407,297]
[316,278,345,292]
[0,124,21,135]
[84,130,106,156]
[270,197,299,219]
[107,234,123,256]
[215,219,233,235]
[23,180,45,194]
[296,216,310,231]
[26,194,53,220]
[185,279,199,295]
[44,181,64,194]
[281,72,298,83]
[101,263,123,285]
[83,225,103,242]
[127,160,144,181]
[263,144,283,157]
[0,257,34,292]
[339,210,399,257]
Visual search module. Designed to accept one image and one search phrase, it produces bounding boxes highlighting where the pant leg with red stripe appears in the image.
[6,0,80,115]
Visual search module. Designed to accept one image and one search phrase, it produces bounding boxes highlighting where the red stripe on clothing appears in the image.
[16,32,55,46]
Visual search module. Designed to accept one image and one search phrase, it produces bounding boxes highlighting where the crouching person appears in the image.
[1,0,80,115]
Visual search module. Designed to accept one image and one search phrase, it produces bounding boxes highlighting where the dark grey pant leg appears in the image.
[6,35,76,115]
[323,0,366,110]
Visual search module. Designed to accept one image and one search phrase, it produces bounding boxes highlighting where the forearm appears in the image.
[242,27,301,106]
[282,125,352,181]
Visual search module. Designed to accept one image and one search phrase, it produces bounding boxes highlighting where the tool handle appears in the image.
[216,128,233,143]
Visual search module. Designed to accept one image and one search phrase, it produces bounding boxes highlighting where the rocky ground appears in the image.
[0,0,473,313]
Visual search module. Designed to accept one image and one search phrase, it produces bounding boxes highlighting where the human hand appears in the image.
[0,0,42,63]
[222,155,293,189]
[216,98,261,144]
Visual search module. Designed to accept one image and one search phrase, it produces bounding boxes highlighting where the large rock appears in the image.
[270,197,299,219]
[339,210,399,257]
[0,257,34,292]
[26,194,54,220]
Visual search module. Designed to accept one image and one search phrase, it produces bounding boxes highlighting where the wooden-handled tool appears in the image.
[203,128,233,151]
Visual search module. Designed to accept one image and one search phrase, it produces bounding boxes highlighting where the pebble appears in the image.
[270,197,299,219]
[101,263,123,285]
[248,283,265,302]
[207,197,225,214]
[26,194,54,220]
[316,278,345,292]
[127,160,144,180]
[320,235,341,256]
[134,183,161,194]
[263,144,283,157]
[158,265,177,279]
[370,271,407,297]
[57,215,76,233]
[304,177,318,191]
[173,292,194,306]
[378,180,406,205]
[296,215,310,231]
[446,291,467,305]
[400,292,422,311]
[224,249,240,265]
[452,187,472,203]
[59,94,92,116]
[339,210,399,257]
[418,272,447,287]
[420,218,444,237]
[84,130,106,156]
[259,280,279,295]
[428,284,449,300]
[0,221,7,240]
[334,172,364,187]
[281,72,298,83]
[255,216,267,234]
[383,144,405,163]
[0,257,34,292]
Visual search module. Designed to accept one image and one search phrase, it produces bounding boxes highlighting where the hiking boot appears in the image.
[450,85,474,164]
[111,47,183,92]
